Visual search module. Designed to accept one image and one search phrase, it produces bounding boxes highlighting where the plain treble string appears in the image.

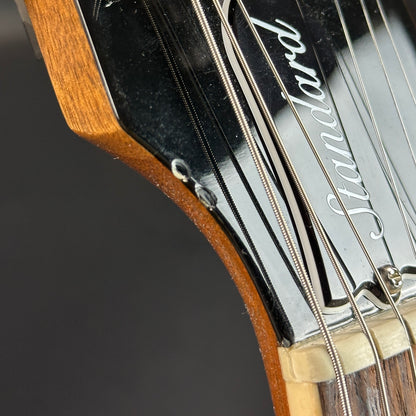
[375,0,416,109]
[237,0,416,386]
[356,0,416,257]
[220,0,391,414]
[92,0,102,20]
[362,0,416,171]
[245,0,416,400]
[332,0,416,387]
[190,1,352,415]
[238,0,403,342]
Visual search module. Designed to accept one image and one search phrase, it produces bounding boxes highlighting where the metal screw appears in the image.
[379,265,403,295]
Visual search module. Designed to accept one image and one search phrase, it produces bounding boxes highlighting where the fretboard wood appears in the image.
[319,349,416,416]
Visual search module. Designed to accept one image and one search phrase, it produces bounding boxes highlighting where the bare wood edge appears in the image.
[24,1,291,415]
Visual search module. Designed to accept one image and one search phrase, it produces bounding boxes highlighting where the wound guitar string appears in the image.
[295,0,416,399]
[190,0,353,415]
[241,0,416,411]
[218,0,397,413]
[194,0,414,414]
[218,0,392,413]
[238,0,406,337]
[141,0,292,330]
[238,0,416,412]
[143,0,315,346]
[141,0,415,414]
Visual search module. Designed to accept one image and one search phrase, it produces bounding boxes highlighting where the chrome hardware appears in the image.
[171,159,217,210]
[77,0,416,343]
[195,184,217,210]
[171,159,191,183]
[379,265,403,295]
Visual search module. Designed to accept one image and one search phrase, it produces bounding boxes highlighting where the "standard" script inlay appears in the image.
[251,17,384,240]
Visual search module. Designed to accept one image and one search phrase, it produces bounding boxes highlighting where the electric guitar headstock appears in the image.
[15,0,416,414]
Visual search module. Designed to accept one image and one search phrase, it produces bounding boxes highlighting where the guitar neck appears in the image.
[20,0,416,414]
[319,350,416,416]
[281,301,416,414]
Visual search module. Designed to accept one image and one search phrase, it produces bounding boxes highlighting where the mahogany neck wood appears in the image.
[22,1,416,415]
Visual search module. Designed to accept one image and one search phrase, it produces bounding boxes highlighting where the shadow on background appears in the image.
[0,2,274,416]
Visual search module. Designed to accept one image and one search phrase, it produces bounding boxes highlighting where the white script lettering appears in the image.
[251,17,384,240]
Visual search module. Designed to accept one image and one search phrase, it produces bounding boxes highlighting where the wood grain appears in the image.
[23,2,416,415]
[319,350,416,415]
[24,1,290,415]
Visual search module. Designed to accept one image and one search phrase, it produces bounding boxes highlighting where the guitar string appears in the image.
[291,0,397,267]
[244,0,416,406]
[336,51,411,229]
[338,47,416,232]
[369,0,416,226]
[295,0,415,265]
[150,0,304,295]
[217,1,390,414]
[317,16,416,372]
[234,0,416,411]
[335,45,416,231]
[92,0,97,17]
[237,0,383,311]
[331,0,416,260]
[249,0,416,376]
[357,0,416,257]
[332,0,416,384]
[375,0,416,108]
[291,0,397,271]
[189,1,352,414]
[297,0,416,393]
[190,1,352,415]
[92,0,102,20]
[363,0,416,171]
[292,0,400,275]
[146,0,412,412]
[142,0,291,333]
[236,0,404,337]
[89,1,415,412]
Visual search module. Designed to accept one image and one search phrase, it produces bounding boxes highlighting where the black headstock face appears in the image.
[76,0,416,345]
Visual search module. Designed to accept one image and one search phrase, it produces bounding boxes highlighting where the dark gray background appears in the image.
[0,2,273,415]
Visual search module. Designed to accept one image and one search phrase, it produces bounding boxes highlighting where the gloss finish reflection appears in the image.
[77,0,416,345]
